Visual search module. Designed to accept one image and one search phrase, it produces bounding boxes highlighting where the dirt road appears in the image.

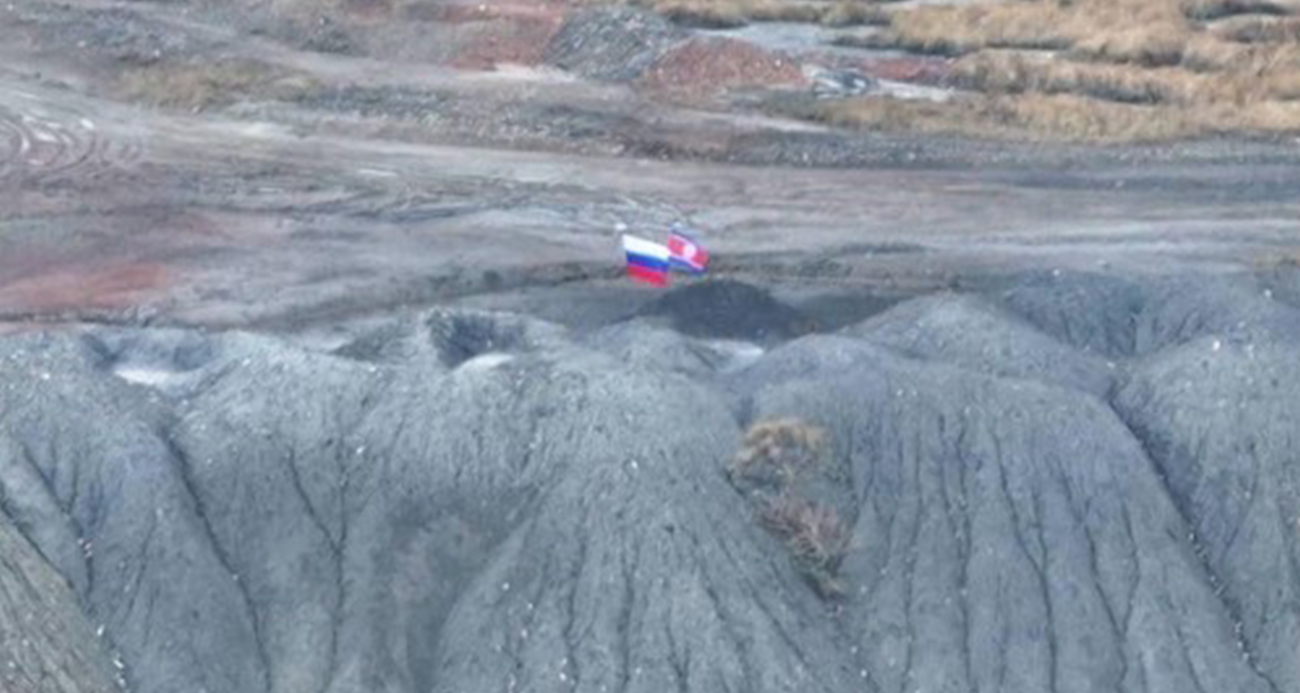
[2,0,1298,334]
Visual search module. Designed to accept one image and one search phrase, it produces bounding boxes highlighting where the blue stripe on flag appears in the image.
[627,252,670,271]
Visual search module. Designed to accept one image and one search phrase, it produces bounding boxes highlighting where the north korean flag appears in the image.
[667,231,708,274]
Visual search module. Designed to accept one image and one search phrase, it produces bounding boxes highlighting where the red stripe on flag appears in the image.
[627,264,668,286]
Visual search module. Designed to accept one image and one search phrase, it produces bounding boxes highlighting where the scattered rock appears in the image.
[805,65,877,98]
[542,6,684,82]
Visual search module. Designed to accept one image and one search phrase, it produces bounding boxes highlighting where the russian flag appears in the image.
[622,234,671,286]
[667,230,708,274]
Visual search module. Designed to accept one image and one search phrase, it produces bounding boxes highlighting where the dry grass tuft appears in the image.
[951,50,1300,104]
[873,3,1077,55]
[872,0,1206,58]
[117,59,320,111]
[873,0,1300,62]
[819,1,891,27]
[1181,0,1298,20]
[729,418,851,599]
[759,493,851,598]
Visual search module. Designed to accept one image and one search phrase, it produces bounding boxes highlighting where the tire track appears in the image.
[0,102,142,186]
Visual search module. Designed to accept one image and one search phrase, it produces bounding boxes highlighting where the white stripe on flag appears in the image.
[622,234,670,261]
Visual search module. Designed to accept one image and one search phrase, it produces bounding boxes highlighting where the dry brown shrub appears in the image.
[819,2,890,27]
[729,418,829,488]
[759,493,851,598]
[953,48,1300,104]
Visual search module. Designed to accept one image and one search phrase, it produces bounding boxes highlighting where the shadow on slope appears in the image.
[635,279,817,344]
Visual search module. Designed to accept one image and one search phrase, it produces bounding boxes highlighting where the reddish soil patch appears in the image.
[425,1,567,68]
[0,262,170,317]
[639,37,807,100]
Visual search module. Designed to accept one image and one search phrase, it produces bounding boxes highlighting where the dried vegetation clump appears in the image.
[758,493,851,598]
[729,418,851,599]
[822,0,1300,141]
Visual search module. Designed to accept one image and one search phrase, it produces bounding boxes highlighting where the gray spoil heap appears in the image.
[0,272,1297,693]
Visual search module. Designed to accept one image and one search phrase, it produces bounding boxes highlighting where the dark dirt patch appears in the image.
[636,278,817,342]
[543,5,686,81]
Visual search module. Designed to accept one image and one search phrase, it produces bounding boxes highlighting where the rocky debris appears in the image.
[805,65,878,98]
[287,85,451,121]
[639,36,807,99]
[0,512,124,693]
[543,6,685,82]
[8,2,209,67]
[2,273,1300,693]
